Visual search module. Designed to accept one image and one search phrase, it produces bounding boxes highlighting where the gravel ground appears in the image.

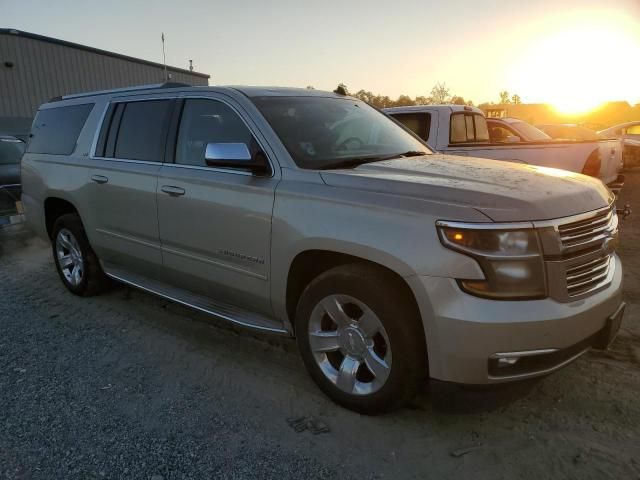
[1,172,639,480]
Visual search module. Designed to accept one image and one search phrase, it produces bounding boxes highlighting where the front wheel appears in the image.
[295,264,427,414]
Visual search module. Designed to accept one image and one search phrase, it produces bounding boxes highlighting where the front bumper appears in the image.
[407,254,623,384]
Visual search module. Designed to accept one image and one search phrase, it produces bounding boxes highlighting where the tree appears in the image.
[334,83,349,95]
[499,91,511,104]
[430,82,451,104]
[511,94,522,104]
[414,95,432,105]
[395,95,414,107]
[450,95,466,105]
[306,85,315,90]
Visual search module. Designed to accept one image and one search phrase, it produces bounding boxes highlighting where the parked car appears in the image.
[536,124,601,141]
[385,106,623,190]
[0,135,25,210]
[22,84,625,413]
[599,121,640,169]
[487,118,552,143]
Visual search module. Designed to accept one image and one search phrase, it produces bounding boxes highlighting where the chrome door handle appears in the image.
[91,175,109,184]
[161,185,186,196]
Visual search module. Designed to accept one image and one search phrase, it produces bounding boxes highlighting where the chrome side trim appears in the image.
[435,219,535,230]
[89,157,162,166]
[103,266,288,335]
[95,228,161,250]
[490,348,558,359]
[161,162,255,177]
[162,245,267,280]
[488,348,590,381]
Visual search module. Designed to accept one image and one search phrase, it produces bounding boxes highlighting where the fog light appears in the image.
[497,357,519,367]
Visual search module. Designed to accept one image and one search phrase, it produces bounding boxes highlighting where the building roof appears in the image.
[0,28,209,79]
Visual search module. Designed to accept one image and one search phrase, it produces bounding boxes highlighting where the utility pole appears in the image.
[161,32,168,81]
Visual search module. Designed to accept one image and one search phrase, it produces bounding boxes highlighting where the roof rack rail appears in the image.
[49,82,191,102]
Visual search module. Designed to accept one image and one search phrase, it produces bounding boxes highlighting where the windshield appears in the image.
[511,122,551,141]
[0,138,25,165]
[251,96,431,169]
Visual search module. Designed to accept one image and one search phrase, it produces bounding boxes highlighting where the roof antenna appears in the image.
[161,32,168,81]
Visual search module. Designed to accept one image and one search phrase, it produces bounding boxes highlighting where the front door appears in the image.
[157,97,279,315]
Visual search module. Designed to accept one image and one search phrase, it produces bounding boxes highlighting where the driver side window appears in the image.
[176,99,258,167]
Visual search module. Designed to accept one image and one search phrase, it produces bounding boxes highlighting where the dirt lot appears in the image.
[1,172,639,480]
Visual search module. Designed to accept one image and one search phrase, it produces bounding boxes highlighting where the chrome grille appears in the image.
[565,255,612,297]
[557,208,615,251]
[537,205,619,301]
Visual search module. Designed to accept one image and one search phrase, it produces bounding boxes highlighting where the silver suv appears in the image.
[22,84,625,413]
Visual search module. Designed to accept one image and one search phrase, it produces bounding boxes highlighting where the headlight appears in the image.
[437,222,546,299]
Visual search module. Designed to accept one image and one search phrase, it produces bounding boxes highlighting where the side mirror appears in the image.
[505,135,521,143]
[204,143,269,174]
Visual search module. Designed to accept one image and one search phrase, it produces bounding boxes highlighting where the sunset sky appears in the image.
[3,0,639,111]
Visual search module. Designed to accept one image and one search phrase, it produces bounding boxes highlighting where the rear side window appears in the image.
[391,113,431,141]
[450,113,489,143]
[113,100,173,161]
[27,104,94,155]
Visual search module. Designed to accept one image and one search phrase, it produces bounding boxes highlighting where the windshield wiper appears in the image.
[379,150,428,161]
[318,156,387,170]
[319,151,428,170]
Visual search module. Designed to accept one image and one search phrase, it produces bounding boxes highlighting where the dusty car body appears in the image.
[21,85,625,413]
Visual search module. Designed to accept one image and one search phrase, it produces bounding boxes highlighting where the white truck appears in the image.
[384,105,624,191]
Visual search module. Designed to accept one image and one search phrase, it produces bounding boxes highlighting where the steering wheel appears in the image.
[337,137,364,151]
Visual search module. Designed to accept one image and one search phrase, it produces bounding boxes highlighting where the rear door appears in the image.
[156,95,279,315]
[87,97,175,276]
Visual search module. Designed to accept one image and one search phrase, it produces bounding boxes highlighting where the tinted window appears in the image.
[0,139,25,165]
[176,99,257,167]
[511,122,551,141]
[450,114,467,143]
[450,113,489,143]
[252,96,430,169]
[27,104,94,155]
[391,113,431,141]
[488,124,516,142]
[114,100,172,161]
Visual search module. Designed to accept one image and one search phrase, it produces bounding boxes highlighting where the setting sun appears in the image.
[505,9,640,115]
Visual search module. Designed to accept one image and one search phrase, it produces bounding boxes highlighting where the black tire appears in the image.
[295,263,427,414]
[51,213,109,296]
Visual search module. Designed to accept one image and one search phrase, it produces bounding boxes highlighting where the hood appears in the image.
[320,155,613,222]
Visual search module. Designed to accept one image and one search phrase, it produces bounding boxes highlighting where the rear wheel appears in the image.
[51,213,109,296]
[296,263,427,414]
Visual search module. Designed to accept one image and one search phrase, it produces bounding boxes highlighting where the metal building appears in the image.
[0,28,210,138]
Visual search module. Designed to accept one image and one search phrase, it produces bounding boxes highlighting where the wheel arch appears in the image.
[44,197,79,239]
[285,249,424,342]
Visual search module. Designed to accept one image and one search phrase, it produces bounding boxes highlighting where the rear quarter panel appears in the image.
[21,98,106,240]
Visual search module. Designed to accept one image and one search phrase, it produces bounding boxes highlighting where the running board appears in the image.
[102,264,289,335]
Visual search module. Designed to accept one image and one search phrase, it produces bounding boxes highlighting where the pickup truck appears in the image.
[599,121,640,169]
[384,105,623,190]
[22,85,625,413]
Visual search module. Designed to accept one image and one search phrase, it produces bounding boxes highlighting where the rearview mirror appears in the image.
[204,143,269,174]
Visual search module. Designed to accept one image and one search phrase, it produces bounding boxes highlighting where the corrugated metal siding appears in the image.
[0,34,209,118]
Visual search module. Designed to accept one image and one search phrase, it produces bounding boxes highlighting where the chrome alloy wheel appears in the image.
[308,294,392,395]
[55,228,84,286]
